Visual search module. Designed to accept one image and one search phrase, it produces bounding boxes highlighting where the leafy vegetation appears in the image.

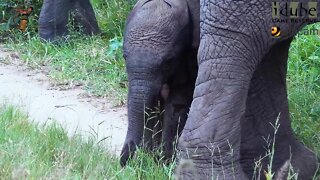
[288,23,320,155]
[0,0,42,40]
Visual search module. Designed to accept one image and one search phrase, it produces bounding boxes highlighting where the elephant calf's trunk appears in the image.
[120,80,160,166]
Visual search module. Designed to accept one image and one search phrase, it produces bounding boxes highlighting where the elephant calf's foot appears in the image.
[120,141,138,167]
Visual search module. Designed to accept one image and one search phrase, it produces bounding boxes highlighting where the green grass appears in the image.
[91,0,134,38]
[6,34,127,105]
[288,23,320,155]
[0,105,174,179]
[2,0,135,106]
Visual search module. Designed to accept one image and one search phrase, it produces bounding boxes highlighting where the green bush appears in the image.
[0,0,42,39]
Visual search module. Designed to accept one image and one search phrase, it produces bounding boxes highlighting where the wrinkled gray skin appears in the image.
[38,0,100,42]
[120,0,199,166]
[177,1,320,179]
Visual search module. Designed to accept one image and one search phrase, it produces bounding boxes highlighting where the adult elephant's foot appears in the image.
[176,141,249,180]
[287,140,319,180]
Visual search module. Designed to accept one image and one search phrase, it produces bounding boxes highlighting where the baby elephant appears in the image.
[120,0,199,166]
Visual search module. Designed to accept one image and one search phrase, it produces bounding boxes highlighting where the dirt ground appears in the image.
[0,45,128,155]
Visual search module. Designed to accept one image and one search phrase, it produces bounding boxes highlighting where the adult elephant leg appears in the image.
[240,38,294,179]
[176,2,267,179]
[38,0,74,41]
[177,30,260,179]
[241,38,319,180]
[73,0,100,35]
[175,0,319,179]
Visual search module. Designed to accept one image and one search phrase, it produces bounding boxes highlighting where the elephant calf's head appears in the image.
[120,0,195,166]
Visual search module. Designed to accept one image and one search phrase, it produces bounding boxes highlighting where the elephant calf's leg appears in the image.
[160,84,191,162]
[162,102,188,161]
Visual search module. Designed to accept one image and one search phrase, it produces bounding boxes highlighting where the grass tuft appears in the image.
[0,105,173,179]
[6,35,127,105]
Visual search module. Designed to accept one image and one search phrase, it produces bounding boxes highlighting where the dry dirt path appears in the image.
[0,45,128,155]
